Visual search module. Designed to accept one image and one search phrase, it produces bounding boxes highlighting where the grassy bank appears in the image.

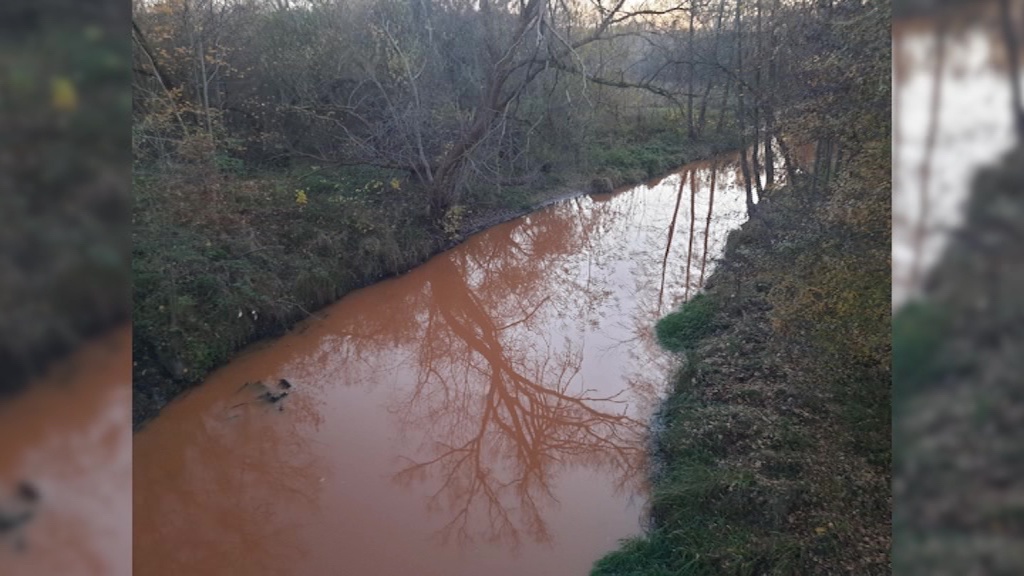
[894,147,1024,574]
[593,153,890,574]
[132,126,740,428]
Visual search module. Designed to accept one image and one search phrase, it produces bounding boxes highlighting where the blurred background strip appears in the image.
[894,0,1024,573]
[0,1,131,575]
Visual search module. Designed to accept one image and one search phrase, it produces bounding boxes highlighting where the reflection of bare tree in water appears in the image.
[275,196,648,548]
[279,159,774,548]
[895,10,1024,303]
[684,168,697,300]
[653,150,774,318]
[388,221,646,548]
[913,20,946,288]
[621,150,788,411]
[998,0,1024,137]
[699,161,718,288]
[658,170,689,311]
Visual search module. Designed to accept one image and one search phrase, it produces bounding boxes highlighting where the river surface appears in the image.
[893,6,1023,307]
[134,151,783,575]
[0,326,131,576]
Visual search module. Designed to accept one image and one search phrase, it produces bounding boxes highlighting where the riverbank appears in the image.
[894,146,1024,574]
[594,155,890,573]
[1,20,129,398]
[132,130,740,429]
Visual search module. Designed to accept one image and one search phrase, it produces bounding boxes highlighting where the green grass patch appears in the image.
[656,293,716,353]
[586,127,741,187]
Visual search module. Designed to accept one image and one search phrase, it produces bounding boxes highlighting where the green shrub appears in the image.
[215,153,246,176]
[656,293,716,352]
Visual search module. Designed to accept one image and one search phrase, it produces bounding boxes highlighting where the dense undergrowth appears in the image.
[0,16,129,396]
[132,162,436,425]
[593,146,890,574]
[132,122,739,427]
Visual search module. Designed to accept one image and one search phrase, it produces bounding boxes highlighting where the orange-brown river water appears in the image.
[0,326,131,576]
[134,151,780,575]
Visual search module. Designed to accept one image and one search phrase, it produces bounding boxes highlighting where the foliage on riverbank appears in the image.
[132,128,737,428]
[0,14,129,397]
[593,147,890,574]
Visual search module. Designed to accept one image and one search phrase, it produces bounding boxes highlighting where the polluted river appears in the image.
[0,327,131,576]
[134,149,786,575]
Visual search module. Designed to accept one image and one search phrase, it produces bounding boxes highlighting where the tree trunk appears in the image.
[697,78,714,137]
[752,106,763,197]
[740,146,755,216]
[999,0,1024,140]
[688,4,696,139]
[698,0,728,136]
[716,74,733,134]
[132,20,187,134]
[736,0,755,216]
[198,35,213,137]
[426,0,544,219]
[751,0,763,197]
[776,125,797,183]
[762,0,777,189]
[763,104,775,188]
